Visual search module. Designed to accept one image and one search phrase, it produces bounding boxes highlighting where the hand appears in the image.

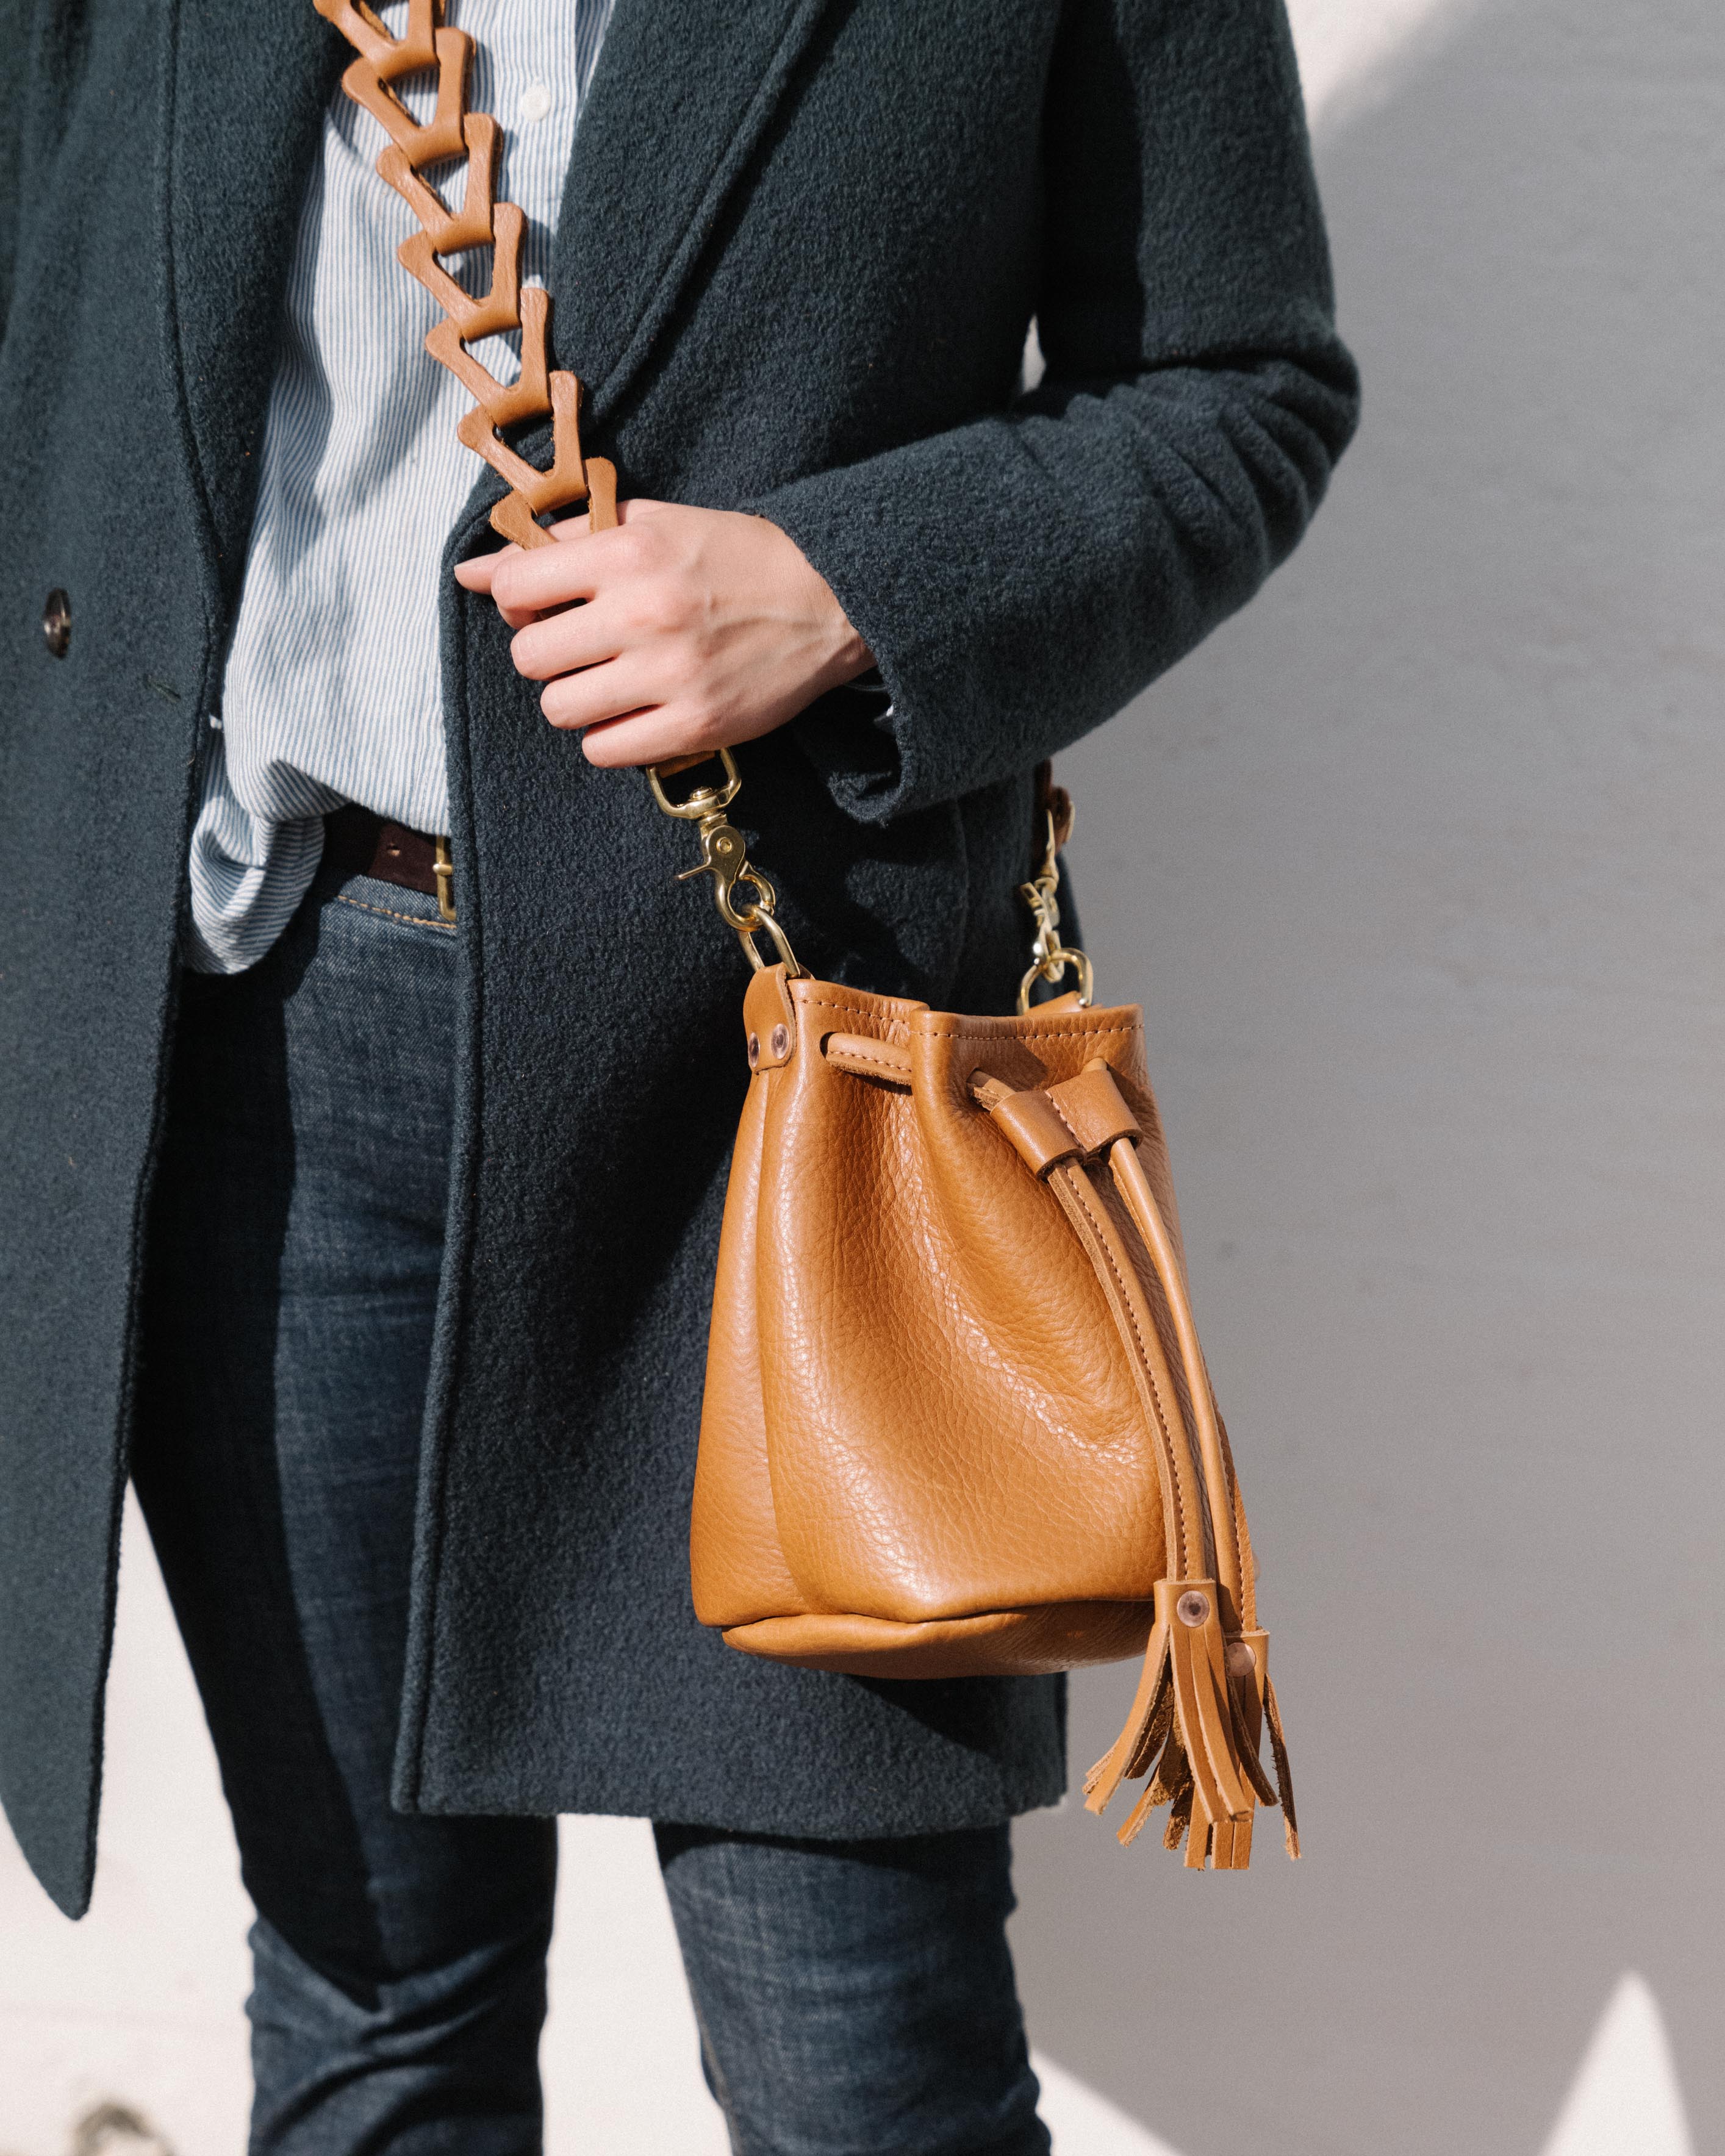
[453,498,875,768]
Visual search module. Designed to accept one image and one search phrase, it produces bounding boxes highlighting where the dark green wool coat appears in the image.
[0,0,1358,1916]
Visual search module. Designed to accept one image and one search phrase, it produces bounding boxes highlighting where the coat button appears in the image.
[41,589,71,658]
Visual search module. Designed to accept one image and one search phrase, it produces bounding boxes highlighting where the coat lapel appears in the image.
[162,0,345,610]
[548,0,834,421]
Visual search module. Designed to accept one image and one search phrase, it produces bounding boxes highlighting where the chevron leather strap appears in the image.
[312,0,615,551]
[312,0,1297,1867]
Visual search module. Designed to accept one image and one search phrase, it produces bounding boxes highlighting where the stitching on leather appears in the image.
[1047,1098,1083,1146]
[737,1600,1157,1633]
[828,1042,911,1078]
[1112,1147,1233,1599]
[802,998,1135,1052]
[333,892,456,933]
[922,1025,1135,1043]
[802,995,911,1033]
[1061,1163,1191,1571]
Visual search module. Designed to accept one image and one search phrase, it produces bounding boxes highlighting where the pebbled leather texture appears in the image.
[689,966,1296,1866]
[694,974,1169,1633]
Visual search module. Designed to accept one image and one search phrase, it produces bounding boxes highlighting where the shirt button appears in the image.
[41,589,70,658]
[518,83,552,124]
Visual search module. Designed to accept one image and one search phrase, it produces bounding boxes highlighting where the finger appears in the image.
[511,598,623,683]
[454,543,540,626]
[492,493,681,609]
[489,519,608,615]
[579,689,807,768]
[540,496,670,542]
[538,653,663,733]
[459,495,672,595]
[577,707,728,770]
[453,546,514,595]
[536,509,594,546]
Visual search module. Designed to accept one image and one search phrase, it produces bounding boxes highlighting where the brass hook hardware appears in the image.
[647,747,742,822]
[648,750,805,976]
[1016,804,1094,1014]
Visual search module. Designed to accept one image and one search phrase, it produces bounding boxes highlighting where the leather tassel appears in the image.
[1115,1722,1191,1848]
[1264,1675,1300,1860]
[1085,1581,1295,1868]
[1228,1631,1280,1811]
[1081,1614,1171,1814]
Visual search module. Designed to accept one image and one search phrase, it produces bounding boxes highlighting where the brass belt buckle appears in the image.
[433,836,456,925]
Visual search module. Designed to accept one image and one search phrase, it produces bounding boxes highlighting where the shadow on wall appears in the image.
[0,2104,177,2156]
[1008,0,1725,2152]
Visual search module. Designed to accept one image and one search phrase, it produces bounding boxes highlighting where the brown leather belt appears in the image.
[323,804,456,923]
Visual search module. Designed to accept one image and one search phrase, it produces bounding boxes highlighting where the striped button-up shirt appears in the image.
[186,0,615,973]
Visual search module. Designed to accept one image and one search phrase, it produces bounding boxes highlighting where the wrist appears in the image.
[822,620,876,692]
[759,516,873,692]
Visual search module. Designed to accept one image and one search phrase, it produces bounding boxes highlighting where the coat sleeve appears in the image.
[745,0,1361,822]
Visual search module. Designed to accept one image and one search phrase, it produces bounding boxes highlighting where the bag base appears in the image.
[720,1601,1154,1680]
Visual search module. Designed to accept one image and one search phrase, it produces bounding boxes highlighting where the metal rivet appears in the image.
[747,1033,761,1069]
[769,1023,789,1059]
[42,589,70,659]
[1176,1591,1210,1628]
[1225,1641,1257,1679]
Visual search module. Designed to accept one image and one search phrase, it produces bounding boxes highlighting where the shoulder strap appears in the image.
[314,0,616,550]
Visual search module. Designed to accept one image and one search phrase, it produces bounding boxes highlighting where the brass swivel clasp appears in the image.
[647,748,803,975]
[1017,803,1094,1014]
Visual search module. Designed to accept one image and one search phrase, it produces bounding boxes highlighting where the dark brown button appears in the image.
[769,1023,790,1059]
[42,589,70,659]
[747,1033,761,1069]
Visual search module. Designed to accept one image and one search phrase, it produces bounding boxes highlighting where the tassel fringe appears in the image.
[1084,1582,1299,1869]
[1264,1675,1300,1860]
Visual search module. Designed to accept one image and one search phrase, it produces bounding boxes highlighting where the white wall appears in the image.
[1014,0,1725,2147]
[4,1,1721,2151]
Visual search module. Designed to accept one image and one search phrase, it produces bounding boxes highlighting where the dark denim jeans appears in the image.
[131,858,1049,2156]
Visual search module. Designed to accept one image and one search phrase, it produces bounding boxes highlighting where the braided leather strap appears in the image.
[313,0,615,550]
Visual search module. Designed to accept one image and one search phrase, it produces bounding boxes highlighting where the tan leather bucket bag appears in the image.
[670,770,1297,1871]
[319,0,1298,1870]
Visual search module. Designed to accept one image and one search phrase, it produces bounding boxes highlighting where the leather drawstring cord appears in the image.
[980,1059,1296,1867]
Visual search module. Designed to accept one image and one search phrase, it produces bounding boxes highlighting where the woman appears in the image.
[0,0,1357,2146]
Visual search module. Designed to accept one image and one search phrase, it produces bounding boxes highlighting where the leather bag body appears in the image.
[690,964,1298,1868]
[695,966,1185,1669]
